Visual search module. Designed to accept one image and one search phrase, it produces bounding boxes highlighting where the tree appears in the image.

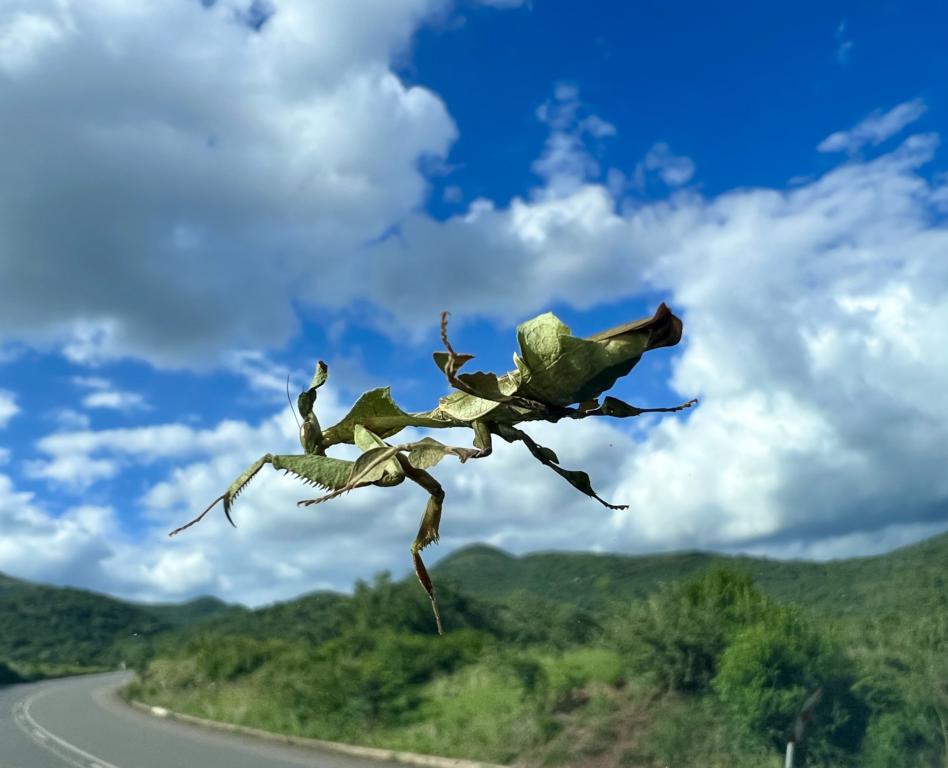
[713,606,867,766]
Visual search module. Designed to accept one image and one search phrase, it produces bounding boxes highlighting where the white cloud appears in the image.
[25,108,933,595]
[354,127,948,562]
[532,86,616,197]
[0,6,74,76]
[26,383,350,491]
[0,472,118,586]
[81,390,147,411]
[72,374,148,412]
[634,142,695,188]
[835,19,854,66]
[49,408,91,431]
[818,98,927,154]
[223,349,292,398]
[0,0,455,368]
[2,18,946,597]
[0,390,18,428]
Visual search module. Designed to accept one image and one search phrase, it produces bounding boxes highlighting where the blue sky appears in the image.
[1,0,946,605]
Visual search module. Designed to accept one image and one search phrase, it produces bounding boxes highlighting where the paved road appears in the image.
[0,672,399,768]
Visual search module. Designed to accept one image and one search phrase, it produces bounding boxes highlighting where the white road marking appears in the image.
[13,686,124,768]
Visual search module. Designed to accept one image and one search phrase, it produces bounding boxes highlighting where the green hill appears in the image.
[135,596,247,628]
[2,531,944,681]
[0,574,241,679]
[431,532,948,619]
[126,533,947,768]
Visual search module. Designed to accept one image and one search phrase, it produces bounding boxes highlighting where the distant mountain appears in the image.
[190,590,349,646]
[432,532,948,619]
[0,574,242,677]
[2,531,944,679]
[136,596,247,628]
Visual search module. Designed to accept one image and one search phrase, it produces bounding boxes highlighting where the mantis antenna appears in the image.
[286,370,300,430]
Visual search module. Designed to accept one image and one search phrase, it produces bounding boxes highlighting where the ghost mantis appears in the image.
[170,304,697,633]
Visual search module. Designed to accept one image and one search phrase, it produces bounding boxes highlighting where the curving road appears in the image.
[0,672,399,768]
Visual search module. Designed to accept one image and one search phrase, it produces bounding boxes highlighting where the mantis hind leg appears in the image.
[397,454,446,635]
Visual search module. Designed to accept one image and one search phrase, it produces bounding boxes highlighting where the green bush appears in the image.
[187,634,285,683]
[713,606,867,765]
[851,610,947,766]
[255,628,490,733]
[860,707,943,768]
[627,694,778,768]
[500,589,602,648]
[610,567,771,692]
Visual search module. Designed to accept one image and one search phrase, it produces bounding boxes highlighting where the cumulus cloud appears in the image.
[48,408,92,431]
[0,390,18,428]
[222,349,293,399]
[359,128,948,562]
[26,383,350,491]
[2,1,946,595]
[531,84,617,197]
[818,98,927,154]
[0,473,118,586]
[73,375,148,412]
[634,142,696,188]
[0,0,455,368]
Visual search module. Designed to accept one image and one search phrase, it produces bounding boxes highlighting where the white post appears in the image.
[784,741,795,768]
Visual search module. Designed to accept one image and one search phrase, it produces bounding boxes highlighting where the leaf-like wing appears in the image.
[353,424,404,480]
[407,437,452,470]
[348,445,403,485]
[437,391,504,422]
[514,307,681,406]
[433,304,684,410]
[326,387,413,442]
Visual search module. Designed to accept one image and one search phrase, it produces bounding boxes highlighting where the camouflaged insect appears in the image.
[170,304,697,634]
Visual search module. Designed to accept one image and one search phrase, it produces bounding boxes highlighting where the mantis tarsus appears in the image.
[170,303,697,634]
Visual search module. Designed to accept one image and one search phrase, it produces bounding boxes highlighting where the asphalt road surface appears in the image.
[0,672,401,768]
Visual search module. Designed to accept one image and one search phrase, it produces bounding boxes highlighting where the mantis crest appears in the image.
[170,303,696,634]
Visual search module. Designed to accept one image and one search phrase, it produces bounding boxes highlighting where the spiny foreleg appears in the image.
[169,453,354,536]
[169,454,274,536]
[396,454,447,636]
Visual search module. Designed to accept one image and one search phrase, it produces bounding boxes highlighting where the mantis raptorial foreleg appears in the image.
[394,454,446,635]
[169,452,355,536]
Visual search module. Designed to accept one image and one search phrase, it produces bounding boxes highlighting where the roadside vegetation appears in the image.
[123,536,946,767]
[3,536,944,764]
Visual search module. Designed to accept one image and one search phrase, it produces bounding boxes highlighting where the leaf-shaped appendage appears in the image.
[171,304,695,636]
[512,302,681,406]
